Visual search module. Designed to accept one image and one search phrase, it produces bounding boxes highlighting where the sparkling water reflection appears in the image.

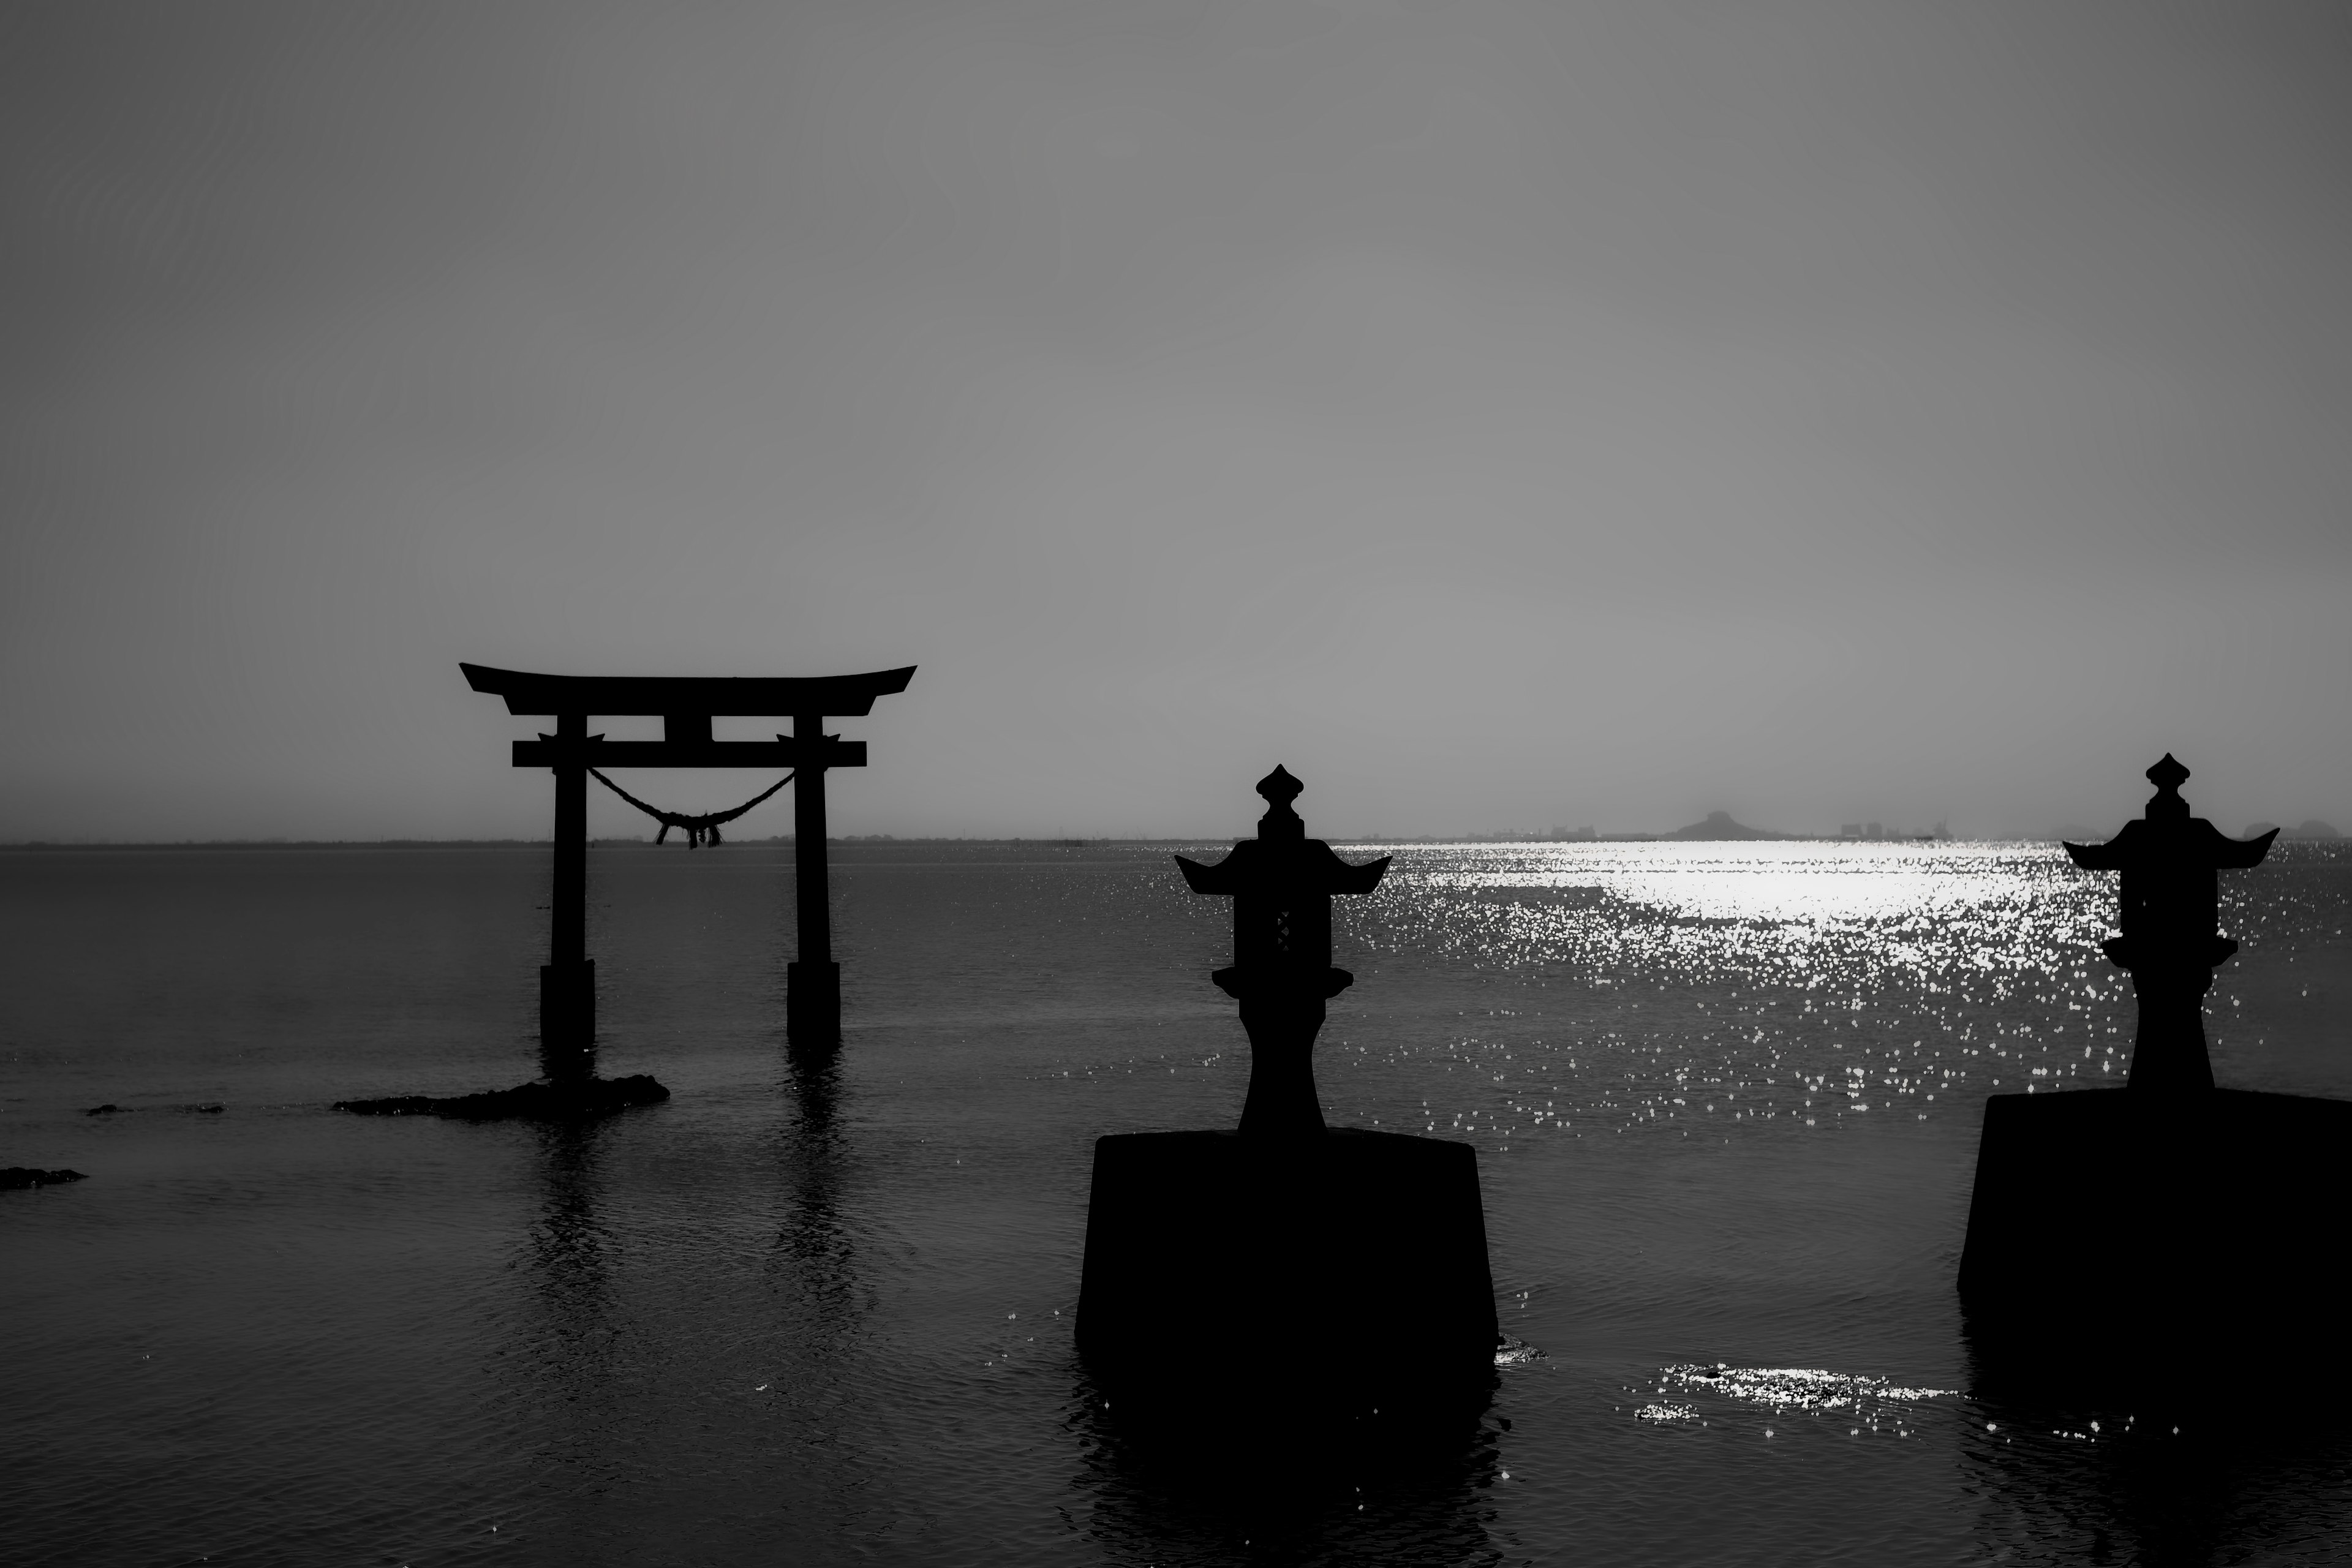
[2,841,2346,1563]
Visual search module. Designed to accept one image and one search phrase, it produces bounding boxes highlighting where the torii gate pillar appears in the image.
[787,709,840,1041]
[541,708,596,1078]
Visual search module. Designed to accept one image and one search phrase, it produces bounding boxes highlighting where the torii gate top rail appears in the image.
[461,663,916,717]
[461,663,916,767]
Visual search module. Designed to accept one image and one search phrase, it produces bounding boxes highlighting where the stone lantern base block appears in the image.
[1959,1087,2352,1341]
[1076,1128,1498,1404]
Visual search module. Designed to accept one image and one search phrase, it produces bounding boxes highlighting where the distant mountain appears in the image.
[1662,810,1787,842]
[2247,820,2343,840]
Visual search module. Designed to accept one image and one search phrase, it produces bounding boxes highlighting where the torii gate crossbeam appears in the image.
[462,662,915,1067]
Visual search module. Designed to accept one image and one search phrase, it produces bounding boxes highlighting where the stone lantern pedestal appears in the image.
[1074,769,1498,1406]
[1958,756,2347,1373]
[1077,1129,1497,1397]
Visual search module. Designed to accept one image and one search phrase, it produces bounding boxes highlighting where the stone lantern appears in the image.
[1173,765,1389,1136]
[1076,767,1496,1408]
[1959,752,2343,1385]
[2064,754,2275,1093]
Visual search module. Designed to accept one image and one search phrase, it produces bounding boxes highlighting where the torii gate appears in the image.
[461,662,916,1066]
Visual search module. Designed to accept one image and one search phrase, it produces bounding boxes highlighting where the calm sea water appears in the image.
[4,839,2348,1566]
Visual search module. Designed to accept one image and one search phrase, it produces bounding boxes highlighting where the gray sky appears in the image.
[5,0,2346,841]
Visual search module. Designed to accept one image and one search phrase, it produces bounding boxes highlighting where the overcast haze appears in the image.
[5,1,2346,842]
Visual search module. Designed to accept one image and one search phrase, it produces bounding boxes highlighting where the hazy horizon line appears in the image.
[8,825,2335,851]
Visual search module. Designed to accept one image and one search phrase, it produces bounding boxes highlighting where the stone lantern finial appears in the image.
[1256,764,1305,840]
[2146,753,2190,819]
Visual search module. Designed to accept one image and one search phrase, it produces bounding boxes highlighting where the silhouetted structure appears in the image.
[461,662,914,1058]
[1077,767,1497,1407]
[2061,753,2275,1095]
[1173,766,1388,1136]
[1959,755,2346,1368]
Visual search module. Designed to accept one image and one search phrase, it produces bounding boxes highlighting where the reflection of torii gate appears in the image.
[461,662,916,1064]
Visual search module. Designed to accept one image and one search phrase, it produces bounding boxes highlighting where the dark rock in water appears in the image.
[83,1104,129,1116]
[334,1074,669,1121]
[2,1167,89,1189]
[186,1104,225,1114]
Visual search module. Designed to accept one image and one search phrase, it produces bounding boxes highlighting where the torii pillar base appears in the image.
[787,962,840,1047]
[538,960,595,1081]
[1076,1129,1498,1409]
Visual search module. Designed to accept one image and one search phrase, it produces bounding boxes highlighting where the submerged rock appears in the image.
[334,1074,669,1121]
[83,1104,130,1116]
[2,1167,89,1189]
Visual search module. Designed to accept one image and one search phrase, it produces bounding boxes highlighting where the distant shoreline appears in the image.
[12,832,2321,850]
